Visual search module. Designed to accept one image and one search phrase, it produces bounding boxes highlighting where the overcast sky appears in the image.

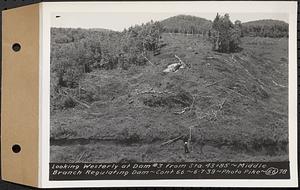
[52,12,288,31]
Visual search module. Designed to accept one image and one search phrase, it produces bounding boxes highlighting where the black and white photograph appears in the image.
[0,1,297,188]
[50,11,289,163]
[45,1,297,182]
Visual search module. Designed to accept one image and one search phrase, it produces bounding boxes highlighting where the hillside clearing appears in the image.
[51,33,288,163]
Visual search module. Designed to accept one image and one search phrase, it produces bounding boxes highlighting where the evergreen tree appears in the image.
[211,13,242,53]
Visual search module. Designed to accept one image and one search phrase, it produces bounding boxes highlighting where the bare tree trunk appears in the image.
[78,83,81,97]
[142,53,154,66]
[215,32,220,51]
[160,135,183,147]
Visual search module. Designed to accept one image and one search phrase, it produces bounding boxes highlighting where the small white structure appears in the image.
[163,62,185,73]
[163,55,187,73]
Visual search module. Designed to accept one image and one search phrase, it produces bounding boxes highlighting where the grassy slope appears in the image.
[50,34,288,163]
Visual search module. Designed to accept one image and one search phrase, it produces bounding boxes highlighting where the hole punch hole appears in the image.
[12,144,21,153]
[12,43,21,52]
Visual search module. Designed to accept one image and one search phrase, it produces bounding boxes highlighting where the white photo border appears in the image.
[39,1,298,188]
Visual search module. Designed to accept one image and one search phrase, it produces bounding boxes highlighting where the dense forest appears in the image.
[242,19,288,38]
[160,15,212,35]
[159,15,288,38]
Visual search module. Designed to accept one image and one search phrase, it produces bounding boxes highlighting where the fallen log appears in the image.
[219,98,227,110]
[137,89,164,95]
[175,54,191,68]
[272,80,287,88]
[217,86,255,102]
[174,96,195,115]
[74,151,87,163]
[235,56,267,87]
[175,55,185,64]
[137,89,175,96]
[59,89,91,109]
[160,135,183,147]
[174,107,190,115]
[142,54,154,66]
[205,78,226,88]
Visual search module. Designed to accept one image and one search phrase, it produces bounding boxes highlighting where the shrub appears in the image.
[211,13,242,53]
[116,127,141,144]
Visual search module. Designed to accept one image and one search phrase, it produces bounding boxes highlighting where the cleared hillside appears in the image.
[50,32,288,163]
